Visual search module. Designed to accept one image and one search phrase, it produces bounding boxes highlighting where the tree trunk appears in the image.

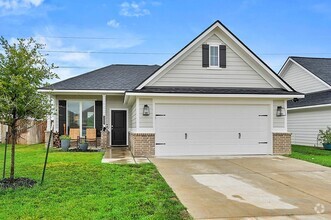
[10,124,16,181]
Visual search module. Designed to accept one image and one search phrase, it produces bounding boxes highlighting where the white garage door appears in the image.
[155,104,271,156]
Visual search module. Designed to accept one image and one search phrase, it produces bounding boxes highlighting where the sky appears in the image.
[1,0,331,83]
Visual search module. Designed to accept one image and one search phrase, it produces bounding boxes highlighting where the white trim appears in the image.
[126,92,304,99]
[136,98,140,129]
[288,103,331,111]
[38,89,125,94]
[209,45,219,67]
[129,130,155,134]
[280,58,331,89]
[152,98,156,130]
[136,22,293,91]
[272,128,287,132]
[270,102,273,144]
[109,108,129,146]
[278,58,291,77]
[79,102,83,137]
[102,94,106,124]
[284,99,288,131]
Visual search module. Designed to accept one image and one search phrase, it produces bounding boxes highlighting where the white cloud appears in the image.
[30,25,145,83]
[120,1,150,17]
[0,0,43,9]
[0,0,44,16]
[107,19,120,28]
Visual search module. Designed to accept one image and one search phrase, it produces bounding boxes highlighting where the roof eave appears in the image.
[38,89,126,95]
[125,92,304,99]
[288,103,331,110]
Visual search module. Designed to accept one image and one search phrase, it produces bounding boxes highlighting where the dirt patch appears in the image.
[0,177,37,189]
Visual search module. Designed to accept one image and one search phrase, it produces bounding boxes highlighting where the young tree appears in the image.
[0,37,58,181]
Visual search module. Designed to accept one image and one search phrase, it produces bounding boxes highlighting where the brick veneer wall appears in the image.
[129,132,155,157]
[273,132,291,155]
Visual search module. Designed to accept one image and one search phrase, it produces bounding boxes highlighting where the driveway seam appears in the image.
[227,159,331,206]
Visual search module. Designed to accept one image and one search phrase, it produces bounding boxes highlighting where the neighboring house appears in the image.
[39,21,302,156]
[279,56,331,147]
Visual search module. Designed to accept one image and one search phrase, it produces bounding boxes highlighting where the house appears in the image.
[279,56,331,147]
[39,21,303,156]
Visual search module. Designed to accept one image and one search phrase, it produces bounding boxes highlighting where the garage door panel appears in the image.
[155,104,271,156]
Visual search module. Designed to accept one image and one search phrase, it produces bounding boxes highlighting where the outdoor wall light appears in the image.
[276,106,286,117]
[143,105,150,116]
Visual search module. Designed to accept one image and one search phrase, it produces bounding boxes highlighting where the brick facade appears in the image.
[273,132,291,155]
[129,132,155,157]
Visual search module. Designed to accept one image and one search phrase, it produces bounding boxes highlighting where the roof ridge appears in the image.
[48,64,115,87]
[290,56,331,60]
[112,64,160,66]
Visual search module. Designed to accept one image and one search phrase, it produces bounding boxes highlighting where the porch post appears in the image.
[102,94,106,125]
[100,94,109,148]
[45,94,54,147]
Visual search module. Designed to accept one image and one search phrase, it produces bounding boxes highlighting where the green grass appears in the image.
[289,145,331,167]
[0,144,190,220]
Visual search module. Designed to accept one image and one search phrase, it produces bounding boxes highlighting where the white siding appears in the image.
[139,98,153,128]
[273,100,285,129]
[131,101,136,129]
[282,62,329,93]
[106,95,130,128]
[288,107,331,147]
[149,34,272,88]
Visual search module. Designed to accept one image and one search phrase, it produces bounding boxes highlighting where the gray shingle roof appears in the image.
[288,89,331,108]
[131,86,302,95]
[291,57,331,86]
[42,64,160,91]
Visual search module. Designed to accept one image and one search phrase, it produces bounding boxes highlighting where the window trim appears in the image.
[209,45,219,68]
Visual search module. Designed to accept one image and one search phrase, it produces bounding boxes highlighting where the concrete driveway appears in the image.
[151,156,331,219]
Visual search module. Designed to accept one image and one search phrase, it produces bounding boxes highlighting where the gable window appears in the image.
[210,45,219,67]
[202,44,226,68]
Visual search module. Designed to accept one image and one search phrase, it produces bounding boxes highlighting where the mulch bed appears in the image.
[0,177,37,189]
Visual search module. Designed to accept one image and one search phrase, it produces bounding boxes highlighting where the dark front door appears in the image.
[111,110,127,145]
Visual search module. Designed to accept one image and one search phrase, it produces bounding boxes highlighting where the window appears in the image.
[209,45,219,67]
[82,101,94,136]
[67,100,95,137]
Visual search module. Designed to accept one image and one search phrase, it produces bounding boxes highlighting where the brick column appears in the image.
[129,132,155,157]
[100,130,109,148]
[273,132,291,155]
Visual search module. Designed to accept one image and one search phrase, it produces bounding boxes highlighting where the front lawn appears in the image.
[289,145,331,167]
[0,144,190,219]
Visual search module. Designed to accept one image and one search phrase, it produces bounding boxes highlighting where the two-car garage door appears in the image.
[155,104,271,156]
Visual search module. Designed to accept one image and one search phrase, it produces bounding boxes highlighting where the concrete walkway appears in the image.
[151,156,331,219]
[102,147,150,164]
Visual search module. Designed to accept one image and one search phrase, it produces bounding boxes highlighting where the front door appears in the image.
[111,110,127,145]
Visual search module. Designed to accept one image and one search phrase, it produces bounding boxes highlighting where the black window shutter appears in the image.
[219,45,226,68]
[95,101,102,137]
[202,44,209,67]
[58,100,66,135]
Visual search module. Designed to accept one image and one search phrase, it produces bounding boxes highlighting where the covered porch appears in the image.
[46,91,131,149]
